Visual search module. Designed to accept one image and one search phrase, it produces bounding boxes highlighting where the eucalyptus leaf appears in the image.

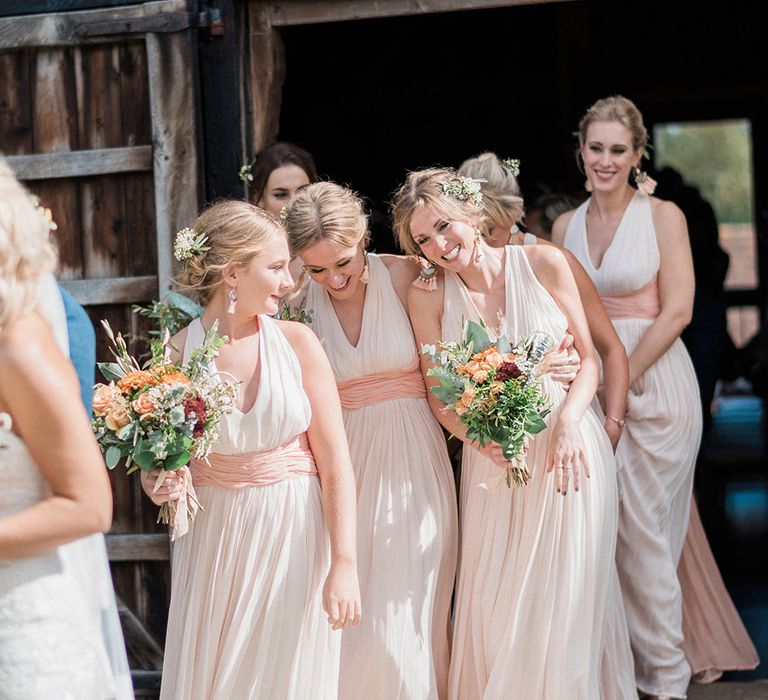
[465,320,492,353]
[97,362,126,382]
[105,445,122,469]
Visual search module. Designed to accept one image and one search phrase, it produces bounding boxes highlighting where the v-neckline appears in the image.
[582,191,637,272]
[198,316,265,416]
[324,271,371,352]
[453,248,508,339]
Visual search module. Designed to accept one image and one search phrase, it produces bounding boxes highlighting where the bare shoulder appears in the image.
[275,318,322,356]
[649,197,688,244]
[0,314,73,399]
[551,208,578,244]
[379,253,421,276]
[521,240,568,270]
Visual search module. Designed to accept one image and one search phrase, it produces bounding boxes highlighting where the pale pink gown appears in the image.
[564,192,701,697]
[444,246,635,699]
[160,315,339,699]
[306,254,458,700]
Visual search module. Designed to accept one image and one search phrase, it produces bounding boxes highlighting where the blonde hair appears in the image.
[391,167,482,255]
[578,95,648,152]
[459,152,525,230]
[177,199,284,305]
[0,157,58,332]
[283,181,369,257]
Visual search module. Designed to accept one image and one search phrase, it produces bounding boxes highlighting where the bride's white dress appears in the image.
[0,276,132,699]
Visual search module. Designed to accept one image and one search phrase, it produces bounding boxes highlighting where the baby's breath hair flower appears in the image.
[238,161,254,183]
[440,176,484,208]
[173,227,210,262]
[500,158,521,177]
[28,194,58,232]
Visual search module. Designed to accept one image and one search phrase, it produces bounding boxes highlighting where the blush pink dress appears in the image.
[564,193,756,697]
[444,246,635,699]
[306,254,458,700]
[160,315,340,699]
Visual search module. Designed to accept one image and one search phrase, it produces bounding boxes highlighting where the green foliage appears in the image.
[654,120,754,224]
[133,292,203,338]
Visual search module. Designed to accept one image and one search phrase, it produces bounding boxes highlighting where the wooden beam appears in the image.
[115,594,165,670]
[147,30,200,297]
[267,0,573,26]
[60,275,158,305]
[106,533,169,561]
[0,0,187,49]
[7,145,153,180]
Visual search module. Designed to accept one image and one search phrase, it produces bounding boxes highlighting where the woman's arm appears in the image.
[406,281,510,468]
[280,320,361,631]
[526,245,602,493]
[0,314,113,558]
[563,248,628,449]
[626,200,694,385]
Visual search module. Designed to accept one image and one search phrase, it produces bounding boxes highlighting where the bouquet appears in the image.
[92,321,237,539]
[422,319,552,488]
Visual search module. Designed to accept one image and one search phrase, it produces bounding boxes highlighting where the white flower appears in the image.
[173,227,210,261]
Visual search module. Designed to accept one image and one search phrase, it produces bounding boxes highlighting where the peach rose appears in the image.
[93,383,119,416]
[132,393,155,416]
[454,401,468,416]
[460,386,475,407]
[105,402,131,431]
[472,370,489,383]
[485,351,503,369]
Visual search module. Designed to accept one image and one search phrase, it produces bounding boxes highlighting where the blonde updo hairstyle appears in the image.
[283,181,370,258]
[177,199,284,305]
[459,152,525,230]
[391,167,483,256]
[577,95,648,155]
[0,157,58,332]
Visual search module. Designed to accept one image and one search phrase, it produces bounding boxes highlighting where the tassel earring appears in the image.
[360,250,369,285]
[473,228,484,262]
[412,257,438,292]
[227,288,237,314]
[634,167,657,196]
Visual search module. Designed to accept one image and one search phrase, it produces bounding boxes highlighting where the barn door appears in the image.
[0,1,199,693]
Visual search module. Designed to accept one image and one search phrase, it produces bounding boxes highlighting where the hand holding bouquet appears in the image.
[422,319,552,488]
[92,321,237,539]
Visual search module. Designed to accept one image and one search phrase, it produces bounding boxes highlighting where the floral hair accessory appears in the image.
[173,227,210,262]
[279,205,289,226]
[440,176,484,208]
[28,194,58,232]
[238,160,254,183]
[500,158,521,177]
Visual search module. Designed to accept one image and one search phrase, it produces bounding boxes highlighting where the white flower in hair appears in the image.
[440,176,484,208]
[174,227,210,261]
[500,158,521,177]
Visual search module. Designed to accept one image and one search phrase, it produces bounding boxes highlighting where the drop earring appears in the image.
[360,249,369,285]
[634,166,657,196]
[227,288,237,314]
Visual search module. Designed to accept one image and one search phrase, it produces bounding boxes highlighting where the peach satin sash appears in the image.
[600,275,660,320]
[336,357,427,410]
[190,432,317,489]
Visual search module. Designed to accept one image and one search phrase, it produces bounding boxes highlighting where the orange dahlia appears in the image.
[160,371,191,386]
[117,370,158,394]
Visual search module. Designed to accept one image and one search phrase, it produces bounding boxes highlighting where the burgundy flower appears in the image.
[496,361,524,382]
[183,395,208,437]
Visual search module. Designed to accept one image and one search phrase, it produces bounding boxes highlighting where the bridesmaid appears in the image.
[142,200,360,699]
[283,181,458,700]
[393,167,635,699]
[459,152,629,451]
[245,141,318,217]
[553,95,758,696]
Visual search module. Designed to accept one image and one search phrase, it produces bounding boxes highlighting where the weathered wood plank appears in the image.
[115,594,165,669]
[60,275,157,304]
[0,51,33,155]
[7,145,153,179]
[147,30,199,297]
[242,3,284,160]
[107,534,169,561]
[267,0,574,26]
[0,0,187,49]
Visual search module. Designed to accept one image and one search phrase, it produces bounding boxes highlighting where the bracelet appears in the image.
[605,415,626,429]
